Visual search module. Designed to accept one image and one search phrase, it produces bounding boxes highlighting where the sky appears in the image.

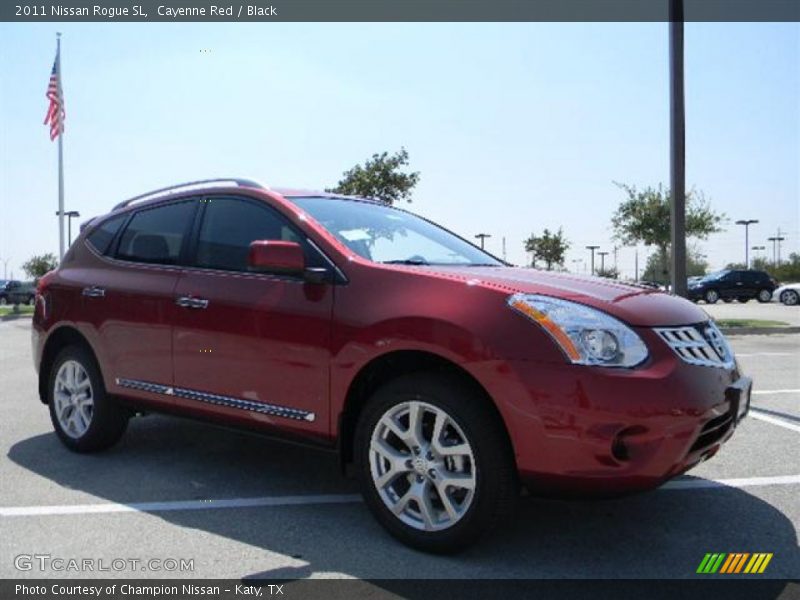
[1,22,798,280]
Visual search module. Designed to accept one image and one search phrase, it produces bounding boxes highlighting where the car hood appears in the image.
[422,265,710,327]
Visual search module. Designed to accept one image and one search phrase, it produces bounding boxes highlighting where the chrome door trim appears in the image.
[115,378,315,422]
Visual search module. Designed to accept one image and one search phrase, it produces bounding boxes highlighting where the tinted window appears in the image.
[117,201,196,265]
[86,214,127,255]
[741,271,759,284]
[195,197,302,272]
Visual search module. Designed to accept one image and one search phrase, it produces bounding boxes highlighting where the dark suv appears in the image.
[32,178,750,552]
[0,280,35,306]
[688,269,777,304]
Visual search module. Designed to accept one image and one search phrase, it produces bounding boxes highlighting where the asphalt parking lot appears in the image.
[1,314,798,580]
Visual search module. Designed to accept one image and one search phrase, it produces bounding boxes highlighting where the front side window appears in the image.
[289,197,501,267]
[194,197,302,272]
[116,201,196,265]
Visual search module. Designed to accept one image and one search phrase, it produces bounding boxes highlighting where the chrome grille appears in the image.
[655,321,734,368]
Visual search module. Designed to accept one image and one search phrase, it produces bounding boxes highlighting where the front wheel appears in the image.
[757,289,772,303]
[781,290,799,306]
[48,345,129,452]
[355,373,517,553]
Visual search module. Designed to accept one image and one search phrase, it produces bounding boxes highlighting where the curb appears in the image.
[0,313,33,322]
[720,326,800,336]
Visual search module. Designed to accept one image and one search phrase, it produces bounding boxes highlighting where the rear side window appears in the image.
[116,201,196,265]
[86,214,126,255]
[194,197,301,272]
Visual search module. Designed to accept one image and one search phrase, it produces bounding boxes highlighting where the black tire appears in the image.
[47,345,129,452]
[704,289,720,304]
[354,372,517,553]
[781,290,799,306]
[757,289,772,303]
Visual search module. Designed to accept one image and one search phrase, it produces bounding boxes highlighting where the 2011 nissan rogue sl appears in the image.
[32,178,751,553]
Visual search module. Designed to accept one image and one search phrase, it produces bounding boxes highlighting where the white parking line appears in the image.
[752,389,800,395]
[0,494,362,517]
[661,474,800,490]
[2,475,800,518]
[736,353,797,357]
[749,409,800,434]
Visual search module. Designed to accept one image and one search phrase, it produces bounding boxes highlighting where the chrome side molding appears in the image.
[115,378,315,422]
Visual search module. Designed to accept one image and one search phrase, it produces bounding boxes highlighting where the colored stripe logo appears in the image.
[697,553,773,574]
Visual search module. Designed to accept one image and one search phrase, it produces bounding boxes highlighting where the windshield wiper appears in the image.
[382,259,430,265]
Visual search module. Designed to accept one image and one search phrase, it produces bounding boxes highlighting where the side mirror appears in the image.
[248,240,305,275]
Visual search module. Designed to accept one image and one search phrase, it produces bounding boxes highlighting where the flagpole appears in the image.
[56,32,65,260]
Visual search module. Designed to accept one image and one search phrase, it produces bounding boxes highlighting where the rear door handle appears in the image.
[82,286,105,298]
[175,296,209,309]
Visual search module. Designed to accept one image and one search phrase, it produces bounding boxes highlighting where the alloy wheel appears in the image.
[53,360,94,438]
[369,401,476,532]
[782,290,799,306]
[758,290,772,302]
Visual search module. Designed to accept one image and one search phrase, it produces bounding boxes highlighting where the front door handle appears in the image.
[82,286,105,298]
[175,296,209,309]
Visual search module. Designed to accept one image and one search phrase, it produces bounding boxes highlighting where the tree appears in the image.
[643,246,709,284]
[727,253,800,283]
[611,182,725,281]
[524,228,570,270]
[22,253,58,279]
[327,148,420,205]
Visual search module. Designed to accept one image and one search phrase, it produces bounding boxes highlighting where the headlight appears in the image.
[508,293,649,367]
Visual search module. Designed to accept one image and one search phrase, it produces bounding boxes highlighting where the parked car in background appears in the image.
[0,280,36,306]
[688,269,777,304]
[32,178,751,553]
[772,282,800,306]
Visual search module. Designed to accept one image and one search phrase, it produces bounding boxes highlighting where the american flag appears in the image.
[44,56,65,141]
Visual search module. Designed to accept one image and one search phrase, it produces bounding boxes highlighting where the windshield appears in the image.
[702,270,729,281]
[290,197,503,267]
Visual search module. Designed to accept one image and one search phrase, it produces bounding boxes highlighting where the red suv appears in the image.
[32,178,751,553]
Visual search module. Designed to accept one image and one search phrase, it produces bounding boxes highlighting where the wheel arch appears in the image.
[38,326,101,404]
[336,349,514,474]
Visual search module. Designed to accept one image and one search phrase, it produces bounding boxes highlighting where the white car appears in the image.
[773,282,800,306]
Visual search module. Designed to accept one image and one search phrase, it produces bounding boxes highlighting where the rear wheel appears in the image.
[757,289,772,303]
[704,289,720,304]
[355,373,517,554]
[781,290,799,306]
[48,345,129,452]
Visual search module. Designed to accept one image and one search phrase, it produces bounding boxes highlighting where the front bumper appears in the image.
[482,330,750,496]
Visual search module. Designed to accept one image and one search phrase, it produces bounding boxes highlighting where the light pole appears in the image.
[56,210,81,245]
[474,233,491,250]
[571,258,583,273]
[0,256,10,279]
[767,234,785,266]
[585,245,599,275]
[735,219,758,268]
[669,0,687,297]
[598,251,609,275]
[751,245,766,264]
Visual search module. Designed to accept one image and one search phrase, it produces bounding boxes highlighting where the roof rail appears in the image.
[112,178,268,211]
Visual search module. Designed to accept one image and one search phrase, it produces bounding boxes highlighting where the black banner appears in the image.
[2,0,800,23]
[1,580,799,600]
